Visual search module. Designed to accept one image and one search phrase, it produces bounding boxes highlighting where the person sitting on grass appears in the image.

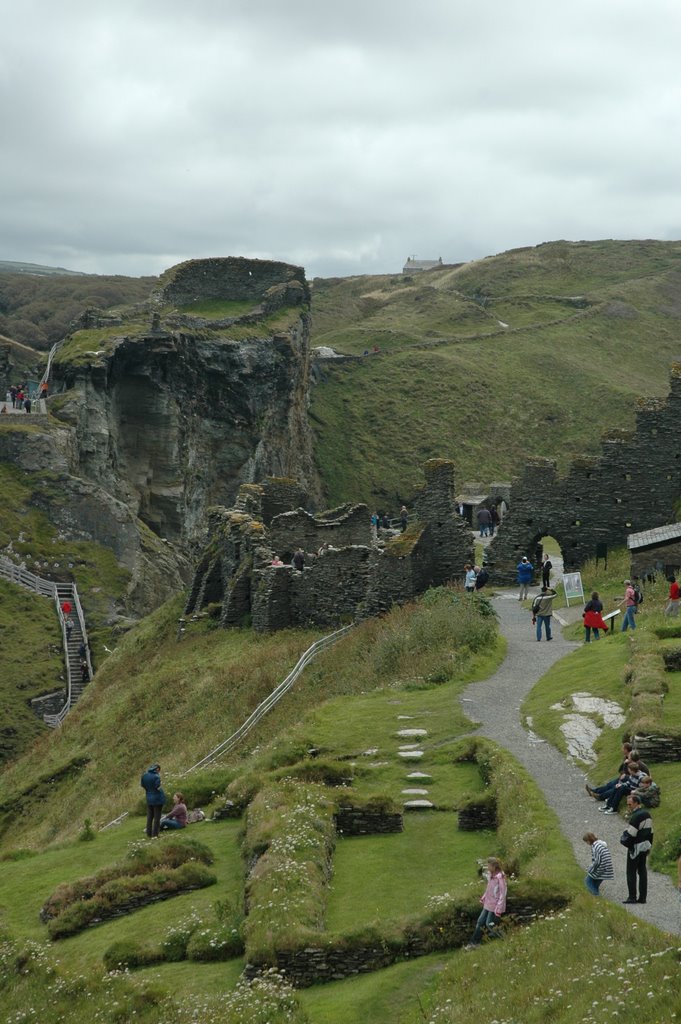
[633,775,660,808]
[464,857,507,949]
[160,792,188,831]
[585,743,648,801]
[599,762,646,814]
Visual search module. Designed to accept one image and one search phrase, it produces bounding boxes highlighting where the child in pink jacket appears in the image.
[465,857,507,948]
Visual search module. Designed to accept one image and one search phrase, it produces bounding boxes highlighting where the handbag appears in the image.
[620,829,636,848]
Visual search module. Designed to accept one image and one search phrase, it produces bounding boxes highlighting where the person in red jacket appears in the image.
[583,591,609,642]
[665,576,680,617]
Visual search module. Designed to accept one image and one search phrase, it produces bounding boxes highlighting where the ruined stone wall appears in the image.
[157,257,309,308]
[289,547,373,626]
[486,366,681,584]
[268,505,371,556]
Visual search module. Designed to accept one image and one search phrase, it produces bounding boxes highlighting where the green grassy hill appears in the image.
[310,239,681,507]
[2,577,681,1024]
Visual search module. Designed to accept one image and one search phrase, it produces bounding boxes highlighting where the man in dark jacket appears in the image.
[622,793,653,904]
[141,763,166,838]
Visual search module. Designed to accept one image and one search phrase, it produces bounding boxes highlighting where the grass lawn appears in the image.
[299,951,458,1024]
[327,812,493,934]
[0,816,244,974]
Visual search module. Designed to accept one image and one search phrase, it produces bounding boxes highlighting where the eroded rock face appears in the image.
[0,258,321,617]
[54,322,318,550]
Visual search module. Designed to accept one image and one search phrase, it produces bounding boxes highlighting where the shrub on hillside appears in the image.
[47,861,217,939]
[273,759,353,787]
[102,939,162,972]
[42,839,216,939]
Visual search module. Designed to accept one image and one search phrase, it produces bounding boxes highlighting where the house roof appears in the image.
[627,523,681,550]
[403,258,442,271]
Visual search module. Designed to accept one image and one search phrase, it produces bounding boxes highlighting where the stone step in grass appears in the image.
[403,799,434,810]
[398,750,424,759]
[401,788,429,795]
[398,743,420,750]
[406,771,432,780]
[396,728,428,738]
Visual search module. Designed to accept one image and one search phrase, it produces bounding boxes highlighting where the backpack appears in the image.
[633,585,643,606]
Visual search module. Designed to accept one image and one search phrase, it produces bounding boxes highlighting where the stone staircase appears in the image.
[0,556,92,726]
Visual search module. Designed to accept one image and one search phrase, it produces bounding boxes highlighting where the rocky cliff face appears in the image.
[0,258,321,617]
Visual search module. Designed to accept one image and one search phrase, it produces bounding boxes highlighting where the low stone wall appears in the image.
[632,733,681,761]
[457,801,497,831]
[30,689,67,718]
[243,890,569,987]
[662,648,681,671]
[335,808,403,835]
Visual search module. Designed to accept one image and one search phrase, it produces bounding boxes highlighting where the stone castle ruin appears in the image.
[186,460,474,631]
[187,363,681,629]
[486,362,681,584]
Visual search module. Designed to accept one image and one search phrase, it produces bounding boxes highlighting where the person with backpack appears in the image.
[517,556,534,601]
[531,585,558,641]
[619,580,638,632]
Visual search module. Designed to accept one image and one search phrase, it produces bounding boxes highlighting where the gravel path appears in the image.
[460,591,680,936]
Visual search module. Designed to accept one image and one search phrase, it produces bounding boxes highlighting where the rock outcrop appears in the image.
[0,258,321,617]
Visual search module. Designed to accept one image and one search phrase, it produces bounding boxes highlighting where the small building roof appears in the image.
[403,257,443,272]
[627,523,681,550]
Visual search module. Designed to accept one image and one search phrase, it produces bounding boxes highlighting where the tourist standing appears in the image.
[531,586,557,641]
[665,576,680,617]
[490,505,499,536]
[583,832,614,895]
[464,564,477,593]
[583,591,608,643]
[292,548,305,571]
[141,762,166,839]
[619,580,637,632]
[400,505,408,532]
[476,506,492,537]
[464,858,507,948]
[541,553,552,588]
[517,556,534,601]
[475,565,489,590]
[622,793,653,904]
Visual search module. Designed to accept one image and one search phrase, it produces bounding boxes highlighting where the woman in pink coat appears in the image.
[465,857,507,948]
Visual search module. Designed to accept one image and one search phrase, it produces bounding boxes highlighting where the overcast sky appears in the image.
[2,0,681,280]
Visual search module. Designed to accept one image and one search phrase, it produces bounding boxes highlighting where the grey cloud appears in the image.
[2,0,681,278]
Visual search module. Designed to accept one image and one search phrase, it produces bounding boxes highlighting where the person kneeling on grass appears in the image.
[465,857,507,949]
[160,792,188,831]
[583,832,614,895]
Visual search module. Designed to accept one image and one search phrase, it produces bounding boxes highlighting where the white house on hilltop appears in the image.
[403,256,444,274]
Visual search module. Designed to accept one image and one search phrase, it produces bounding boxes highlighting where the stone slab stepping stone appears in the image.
[396,728,428,738]
[398,743,420,750]
[403,799,434,810]
[406,771,432,779]
[398,750,424,759]
[401,788,429,795]
[361,748,379,756]
[397,715,416,720]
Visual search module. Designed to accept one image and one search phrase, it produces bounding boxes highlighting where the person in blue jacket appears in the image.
[141,762,166,838]
[517,556,534,601]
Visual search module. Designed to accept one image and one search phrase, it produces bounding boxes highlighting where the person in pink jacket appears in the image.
[465,857,507,948]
